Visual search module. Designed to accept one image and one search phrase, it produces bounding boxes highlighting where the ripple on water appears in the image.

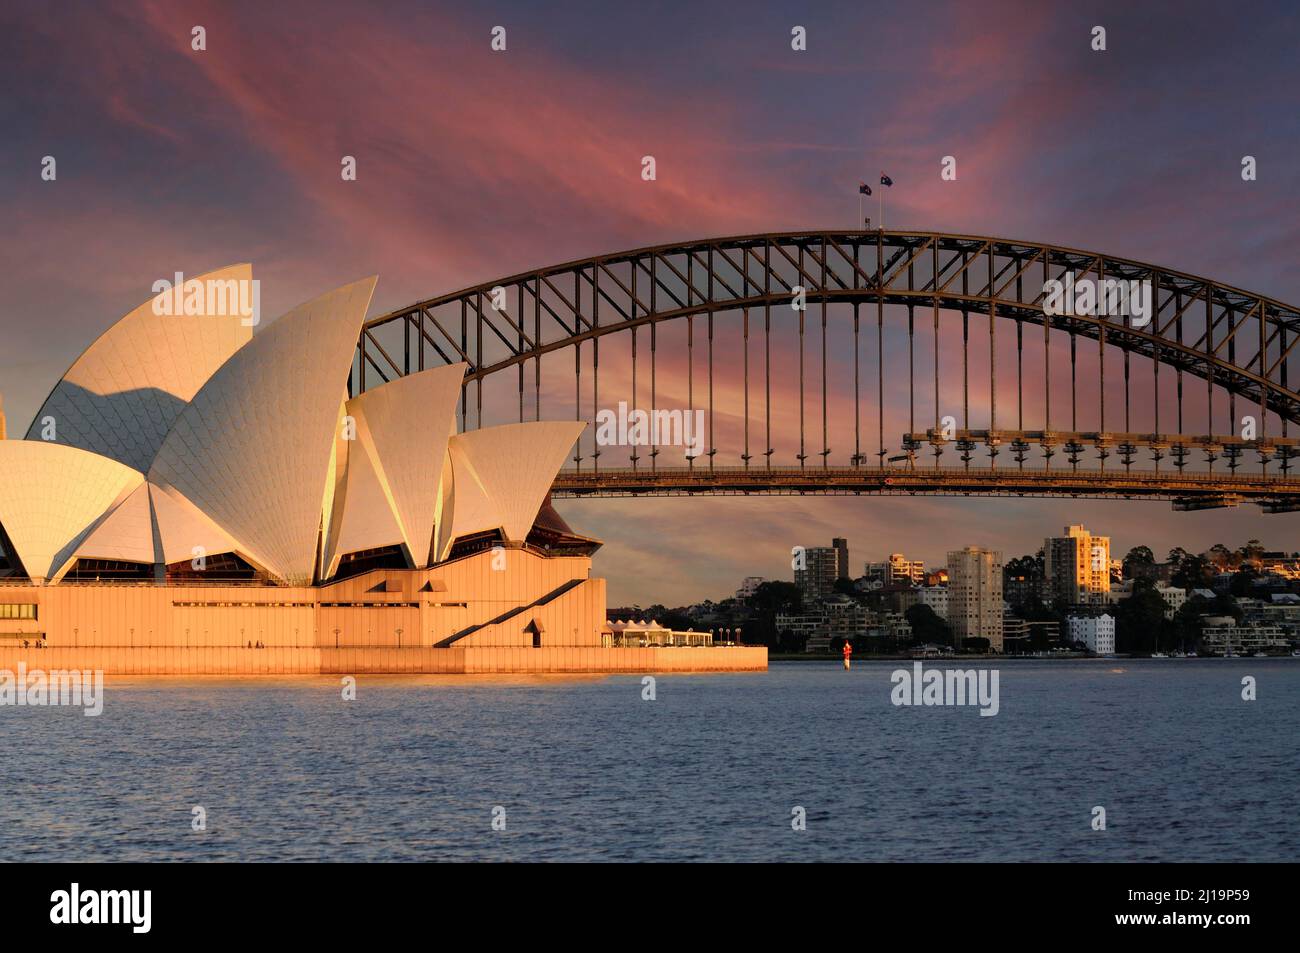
[1,661,1297,861]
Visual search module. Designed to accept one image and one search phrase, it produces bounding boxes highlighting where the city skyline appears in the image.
[628,525,1286,612]
[3,0,1299,605]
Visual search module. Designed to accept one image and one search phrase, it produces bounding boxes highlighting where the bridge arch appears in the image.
[355,230,1300,510]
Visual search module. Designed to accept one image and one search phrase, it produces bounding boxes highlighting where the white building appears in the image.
[1157,585,1186,619]
[1112,581,1186,619]
[606,619,713,648]
[1200,624,1289,656]
[736,576,765,600]
[916,585,949,620]
[1067,614,1116,655]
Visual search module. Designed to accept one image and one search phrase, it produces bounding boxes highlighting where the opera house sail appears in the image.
[0,271,765,675]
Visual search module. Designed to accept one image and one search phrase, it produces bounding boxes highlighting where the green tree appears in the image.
[1207,543,1234,570]
[832,577,860,597]
[750,580,802,613]
[1171,554,1213,592]
[1115,578,1168,653]
[1122,545,1156,580]
[1238,538,1266,565]
[1167,547,1190,575]
[904,603,950,646]
[1017,595,1059,623]
[1004,554,1040,576]
[776,627,808,654]
[1228,568,1261,598]
[1028,623,1056,652]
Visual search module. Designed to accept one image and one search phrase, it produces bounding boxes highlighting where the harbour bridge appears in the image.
[353,230,1300,513]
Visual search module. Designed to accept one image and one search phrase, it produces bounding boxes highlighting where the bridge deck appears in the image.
[551,466,1300,509]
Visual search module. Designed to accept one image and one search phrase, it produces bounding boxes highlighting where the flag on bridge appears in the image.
[880,172,894,187]
[858,181,872,196]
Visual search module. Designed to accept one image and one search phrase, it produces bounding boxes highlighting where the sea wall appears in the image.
[0,645,768,675]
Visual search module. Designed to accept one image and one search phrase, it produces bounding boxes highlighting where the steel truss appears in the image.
[356,230,1300,508]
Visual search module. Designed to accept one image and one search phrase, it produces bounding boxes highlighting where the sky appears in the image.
[2,0,1298,604]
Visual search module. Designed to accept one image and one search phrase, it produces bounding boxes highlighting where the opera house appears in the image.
[0,268,764,675]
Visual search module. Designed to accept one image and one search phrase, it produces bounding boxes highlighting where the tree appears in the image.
[1004,554,1041,577]
[1122,545,1156,580]
[1171,554,1213,592]
[749,580,801,613]
[1238,538,1266,566]
[1003,554,1044,610]
[1115,578,1168,653]
[1028,623,1056,653]
[1017,595,1059,623]
[1229,567,1261,598]
[904,603,950,646]
[1167,547,1191,575]
[833,577,860,597]
[776,627,808,654]
[1208,543,1234,570]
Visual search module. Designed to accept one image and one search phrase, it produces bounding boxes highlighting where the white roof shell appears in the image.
[148,277,377,584]
[26,264,255,472]
[0,441,143,583]
[148,481,252,569]
[2,276,592,586]
[74,481,156,564]
[345,363,466,567]
[440,421,584,554]
[323,431,405,578]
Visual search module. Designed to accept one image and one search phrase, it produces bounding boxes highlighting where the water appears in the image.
[2,660,1297,861]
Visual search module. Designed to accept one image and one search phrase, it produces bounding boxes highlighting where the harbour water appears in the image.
[2,660,1297,862]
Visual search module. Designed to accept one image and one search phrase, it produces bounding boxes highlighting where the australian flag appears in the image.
[880,172,894,187]
[858,181,872,196]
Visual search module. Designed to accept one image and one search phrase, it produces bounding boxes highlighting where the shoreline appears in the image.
[767,653,1289,662]
[0,645,768,675]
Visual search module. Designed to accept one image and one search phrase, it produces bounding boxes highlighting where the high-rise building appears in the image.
[890,553,925,585]
[1043,524,1111,607]
[865,552,926,587]
[736,576,765,600]
[832,537,850,580]
[795,546,840,604]
[946,546,1004,651]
